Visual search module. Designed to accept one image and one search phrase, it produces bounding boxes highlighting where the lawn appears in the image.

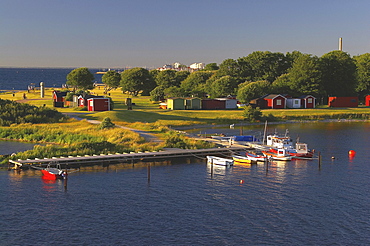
[1,87,369,128]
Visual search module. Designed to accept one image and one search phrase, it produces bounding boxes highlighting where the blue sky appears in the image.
[2,0,370,68]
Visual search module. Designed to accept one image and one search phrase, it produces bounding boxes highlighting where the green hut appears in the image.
[167,98,185,110]
[185,98,201,109]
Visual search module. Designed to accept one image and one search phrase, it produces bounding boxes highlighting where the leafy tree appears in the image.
[354,53,370,99]
[207,75,237,98]
[164,86,184,98]
[180,71,214,96]
[237,80,270,104]
[175,70,190,84]
[203,63,219,71]
[120,67,152,96]
[216,58,241,78]
[66,67,95,91]
[271,74,293,95]
[320,51,357,97]
[99,117,115,129]
[287,54,322,96]
[243,105,263,122]
[237,51,290,82]
[150,86,165,101]
[102,70,121,94]
[155,70,179,88]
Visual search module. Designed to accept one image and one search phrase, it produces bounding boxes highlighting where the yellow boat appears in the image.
[232,155,257,164]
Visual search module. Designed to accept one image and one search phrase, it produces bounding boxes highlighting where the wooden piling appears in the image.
[318,151,322,169]
[147,163,151,182]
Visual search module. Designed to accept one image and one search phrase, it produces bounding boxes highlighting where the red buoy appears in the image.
[348,150,356,156]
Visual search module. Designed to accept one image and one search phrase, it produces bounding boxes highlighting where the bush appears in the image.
[99,117,115,129]
[243,106,262,122]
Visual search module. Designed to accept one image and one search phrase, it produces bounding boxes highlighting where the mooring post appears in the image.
[318,151,322,170]
[64,168,68,191]
[147,163,151,182]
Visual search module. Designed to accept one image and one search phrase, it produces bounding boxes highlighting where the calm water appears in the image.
[1,122,370,245]
[0,68,105,91]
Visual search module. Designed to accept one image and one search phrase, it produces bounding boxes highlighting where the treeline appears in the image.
[0,99,66,126]
[105,50,369,104]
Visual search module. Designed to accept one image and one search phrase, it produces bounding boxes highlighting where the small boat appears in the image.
[246,152,267,162]
[207,156,234,166]
[269,142,314,159]
[41,164,66,180]
[262,149,292,161]
[232,155,257,164]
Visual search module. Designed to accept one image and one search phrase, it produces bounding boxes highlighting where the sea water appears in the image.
[0,122,369,245]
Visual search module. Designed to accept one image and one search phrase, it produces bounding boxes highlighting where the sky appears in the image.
[2,0,370,69]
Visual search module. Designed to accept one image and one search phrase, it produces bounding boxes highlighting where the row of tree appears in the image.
[66,50,370,104]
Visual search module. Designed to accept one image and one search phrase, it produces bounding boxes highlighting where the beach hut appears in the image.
[300,95,316,108]
[185,98,202,109]
[201,99,226,110]
[214,98,237,109]
[328,96,358,107]
[365,95,370,106]
[262,94,287,109]
[286,98,301,109]
[87,97,110,111]
[167,98,185,110]
[52,91,68,107]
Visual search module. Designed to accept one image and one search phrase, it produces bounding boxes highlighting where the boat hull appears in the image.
[41,169,63,180]
[232,155,257,164]
[207,156,233,166]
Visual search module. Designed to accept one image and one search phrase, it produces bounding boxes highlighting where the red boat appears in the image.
[39,164,66,180]
[269,142,314,159]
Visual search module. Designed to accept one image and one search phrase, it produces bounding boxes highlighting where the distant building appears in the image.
[328,96,358,107]
[189,63,205,70]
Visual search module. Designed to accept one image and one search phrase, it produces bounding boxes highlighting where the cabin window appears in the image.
[294,100,299,105]
[308,98,312,103]
[276,99,282,105]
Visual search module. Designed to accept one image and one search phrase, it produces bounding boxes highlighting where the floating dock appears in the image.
[9,146,248,169]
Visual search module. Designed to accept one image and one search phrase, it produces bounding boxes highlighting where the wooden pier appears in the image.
[9,146,248,169]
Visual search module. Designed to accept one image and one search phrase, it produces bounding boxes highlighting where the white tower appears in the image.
[339,37,343,51]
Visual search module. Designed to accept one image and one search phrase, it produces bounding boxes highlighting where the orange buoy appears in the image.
[348,150,356,156]
[239,180,244,184]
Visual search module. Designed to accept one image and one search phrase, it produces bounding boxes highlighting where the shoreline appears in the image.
[172,119,370,130]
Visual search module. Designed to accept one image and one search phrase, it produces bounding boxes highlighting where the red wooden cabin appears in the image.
[328,97,358,107]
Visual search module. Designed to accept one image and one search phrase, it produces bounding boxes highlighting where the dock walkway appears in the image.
[9,146,248,168]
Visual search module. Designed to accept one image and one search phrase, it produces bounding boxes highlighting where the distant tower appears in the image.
[40,82,44,98]
[339,37,343,51]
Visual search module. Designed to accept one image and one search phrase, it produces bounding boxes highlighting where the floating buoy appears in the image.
[239,180,244,184]
[348,150,356,156]
[331,156,335,159]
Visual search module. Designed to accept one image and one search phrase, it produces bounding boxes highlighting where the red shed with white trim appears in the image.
[300,95,316,108]
[87,98,110,111]
[262,94,287,109]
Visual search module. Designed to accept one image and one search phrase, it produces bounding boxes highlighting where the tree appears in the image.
[120,67,152,96]
[164,86,184,98]
[207,75,237,98]
[155,70,179,88]
[243,105,263,122]
[180,71,214,96]
[237,80,270,104]
[237,51,290,82]
[66,67,95,91]
[102,70,121,94]
[354,53,370,99]
[203,63,219,71]
[320,51,357,97]
[150,86,165,101]
[287,54,322,96]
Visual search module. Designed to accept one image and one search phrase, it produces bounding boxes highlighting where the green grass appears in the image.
[1,88,370,127]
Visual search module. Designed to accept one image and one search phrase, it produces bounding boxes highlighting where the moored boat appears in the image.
[246,152,267,162]
[207,156,234,166]
[262,149,292,161]
[232,155,257,164]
